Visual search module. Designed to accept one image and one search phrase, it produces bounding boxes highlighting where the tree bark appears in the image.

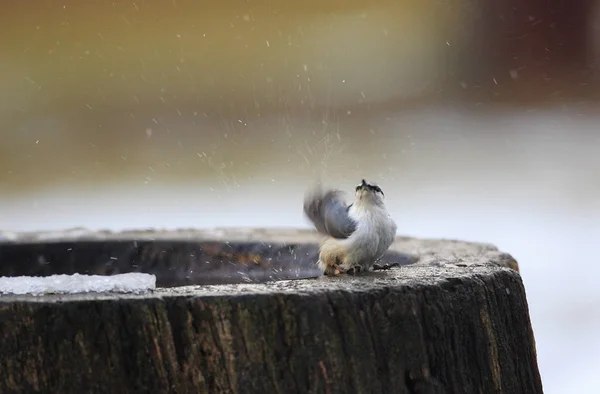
[0,229,540,394]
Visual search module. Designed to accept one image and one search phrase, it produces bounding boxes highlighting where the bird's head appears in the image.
[354,179,385,206]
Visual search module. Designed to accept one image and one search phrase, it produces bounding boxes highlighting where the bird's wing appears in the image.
[303,187,357,239]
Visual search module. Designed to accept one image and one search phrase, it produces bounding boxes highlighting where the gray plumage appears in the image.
[303,180,398,275]
[303,187,356,239]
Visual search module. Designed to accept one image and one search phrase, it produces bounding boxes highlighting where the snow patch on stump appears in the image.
[0,273,156,296]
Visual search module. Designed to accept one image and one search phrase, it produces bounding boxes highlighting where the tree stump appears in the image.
[0,228,541,394]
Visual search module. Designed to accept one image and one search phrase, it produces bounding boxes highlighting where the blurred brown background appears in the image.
[1,1,600,393]
[1,0,598,193]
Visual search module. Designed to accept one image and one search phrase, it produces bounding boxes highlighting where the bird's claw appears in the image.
[323,264,342,276]
[323,263,364,276]
[341,265,363,275]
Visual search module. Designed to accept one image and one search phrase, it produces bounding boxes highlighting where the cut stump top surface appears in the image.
[0,227,519,303]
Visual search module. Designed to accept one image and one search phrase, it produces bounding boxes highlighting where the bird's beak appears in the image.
[356,179,368,195]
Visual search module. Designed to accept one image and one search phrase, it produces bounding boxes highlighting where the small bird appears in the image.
[303,179,398,275]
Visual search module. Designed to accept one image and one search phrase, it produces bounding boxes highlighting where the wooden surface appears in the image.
[0,228,422,286]
[0,228,539,394]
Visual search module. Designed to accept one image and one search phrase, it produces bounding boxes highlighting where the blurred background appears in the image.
[1,0,599,392]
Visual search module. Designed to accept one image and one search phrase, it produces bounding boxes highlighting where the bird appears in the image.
[303,179,398,275]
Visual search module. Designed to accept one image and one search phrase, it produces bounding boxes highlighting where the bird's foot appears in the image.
[342,265,363,275]
[372,262,400,271]
[323,264,342,276]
